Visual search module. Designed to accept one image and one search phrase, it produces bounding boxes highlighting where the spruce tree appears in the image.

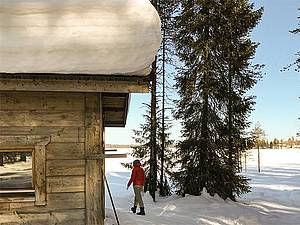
[155,0,179,197]
[214,0,263,199]
[173,0,262,200]
[125,0,179,201]
[284,7,300,72]
[123,104,174,196]
[129,0,179,200]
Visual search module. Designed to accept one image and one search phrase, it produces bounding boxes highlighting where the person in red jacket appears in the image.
[127,159,145,215]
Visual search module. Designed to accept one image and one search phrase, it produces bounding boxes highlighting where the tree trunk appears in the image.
[228,67,233,166]
[160,14,166,197]
[257,146,261,173]
[149,58,158,201]
[0,153,3,166]
[244,152,247,172]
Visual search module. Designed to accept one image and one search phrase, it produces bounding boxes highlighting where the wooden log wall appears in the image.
[0,92,89,225]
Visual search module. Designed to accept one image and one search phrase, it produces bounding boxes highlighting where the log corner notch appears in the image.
[0,74,150,93]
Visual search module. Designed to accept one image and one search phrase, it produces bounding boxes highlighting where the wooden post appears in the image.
[85,93,105,225]
[244,152,247,172]
[257,146,261,173]
[34,145,46,205]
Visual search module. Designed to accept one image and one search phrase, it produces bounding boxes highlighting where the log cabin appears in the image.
[0,0,161,224]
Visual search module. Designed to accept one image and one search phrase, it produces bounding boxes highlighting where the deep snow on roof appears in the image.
[0,0,161,75]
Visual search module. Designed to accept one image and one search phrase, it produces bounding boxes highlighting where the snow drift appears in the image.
[0,0,161,75]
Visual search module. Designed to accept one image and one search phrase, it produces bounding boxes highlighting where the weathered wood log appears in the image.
[46,143,85,160]
[34,145,46,206]
[0,111,84,127]
[85,153,127,159]
[47,160,85,176]
[85,93,105,225]
[47,176,85,193]
[0,127,85,143]
[0,92,84,111]
[0,77,149,93]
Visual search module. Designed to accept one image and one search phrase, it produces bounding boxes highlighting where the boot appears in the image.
[131,206,137,213]
[137,207,145,216]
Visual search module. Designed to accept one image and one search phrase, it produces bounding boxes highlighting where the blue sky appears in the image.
[106,0,300,144]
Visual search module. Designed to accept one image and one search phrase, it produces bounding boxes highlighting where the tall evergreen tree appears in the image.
[215,0,263,199]
[149,58,158,201]
[290,8,300,137]
[284,7,300,72]
[123,104,174,196]
[155,0,179,197]
[127,0,179,201]
[173,0,262,200]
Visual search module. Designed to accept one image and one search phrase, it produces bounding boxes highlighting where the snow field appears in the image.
[105,148,300,225]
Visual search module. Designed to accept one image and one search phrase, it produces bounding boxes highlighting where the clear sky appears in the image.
[106,0,300,144]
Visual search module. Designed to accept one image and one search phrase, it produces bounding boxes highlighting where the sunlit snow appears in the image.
[105,148,300,225]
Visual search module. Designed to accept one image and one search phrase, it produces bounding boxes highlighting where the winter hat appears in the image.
[133,159,141,166]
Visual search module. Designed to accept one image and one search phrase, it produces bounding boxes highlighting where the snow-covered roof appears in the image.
[0,0,161,75]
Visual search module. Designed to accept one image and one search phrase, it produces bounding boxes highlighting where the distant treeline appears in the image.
[256,137,299,149]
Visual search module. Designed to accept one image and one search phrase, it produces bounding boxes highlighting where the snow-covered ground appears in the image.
[1,148,299,224]
[105,148,300,225]
[0,158,33,189]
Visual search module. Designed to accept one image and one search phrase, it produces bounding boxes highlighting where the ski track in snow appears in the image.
[104,148,300,225]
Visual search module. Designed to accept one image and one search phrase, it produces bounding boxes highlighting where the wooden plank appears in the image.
[0,127,85,143]
[47,193,85,210]
[85,93,105,225]
[103,97,126,108]
[9,202,35,211]
[34,145,46,206]
[10,193,85,213]
[0,194,35,203]
[0,92,84,111]
[0,209,85,225]
[51,209,85,225]
[47,176,84,193]
[0,78,149,93]
[0,203,10,211]
[0,192,85,214]
[0,147,33,152]
[11,213,55,225]
[0,135,50,146]
[104,111,124,121]
[0,213,22,224]
[0,111,84,127]
[85,153,127,159]
[47,160,85,176]
[47,143,85,160]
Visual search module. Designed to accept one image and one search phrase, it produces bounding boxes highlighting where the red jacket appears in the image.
[127,163,145,187]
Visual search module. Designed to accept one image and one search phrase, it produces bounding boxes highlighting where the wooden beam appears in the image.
[85,93,105,225]
[34,145,46,206]
[0,76,149,93]
[85,153,127,159]
[0,147,33,152]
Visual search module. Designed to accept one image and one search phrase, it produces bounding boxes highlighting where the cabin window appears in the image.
[0,150,34,198]
[0,142,48,206]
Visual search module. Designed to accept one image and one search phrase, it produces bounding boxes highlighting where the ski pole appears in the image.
[104,172,121,225]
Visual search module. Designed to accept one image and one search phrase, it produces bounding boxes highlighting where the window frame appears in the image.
[0,136,50,206]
